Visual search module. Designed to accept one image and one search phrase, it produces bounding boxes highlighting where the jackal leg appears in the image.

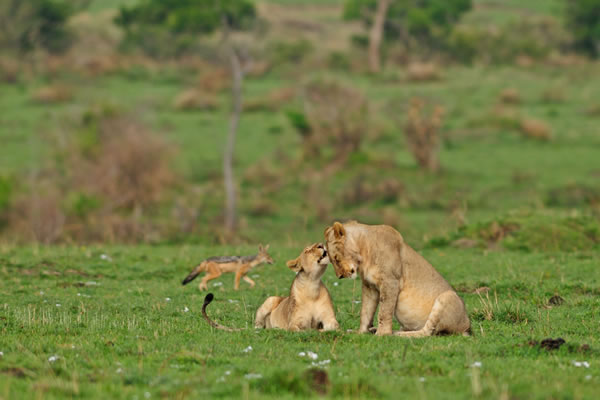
[242,275,255,288]
[198,263,222,291]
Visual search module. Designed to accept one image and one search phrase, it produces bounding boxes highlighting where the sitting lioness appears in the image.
[324,221,470,337]
[201,243,339,332]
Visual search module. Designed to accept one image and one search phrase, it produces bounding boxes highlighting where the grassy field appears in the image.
[1,0,600,398]
[0,244,599,399]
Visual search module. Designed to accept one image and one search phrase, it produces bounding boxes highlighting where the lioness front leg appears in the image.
[255,296,283,328]
[375,280,400,336]
[358,282,379,333]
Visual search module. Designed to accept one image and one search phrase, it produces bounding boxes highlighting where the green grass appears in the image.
[0,244,598,399]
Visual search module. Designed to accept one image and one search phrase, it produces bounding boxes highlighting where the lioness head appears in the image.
[257,244,274,265]
[286,243,329,279]
[324,222,357,279]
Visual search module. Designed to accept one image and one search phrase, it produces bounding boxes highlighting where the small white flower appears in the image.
[353,300,361,304]
[251,274,259,278]
[48,355,59,363]
[165,298,171,302]
[224,370,231,376]
[244,373,262,379]
[71,345,75,349]
[333,282,339,286]
[572,361,590,368]
[144,392,151,399]
[470,361,482,368]
[307,351,318,360]
[242,346,253,353]
[228,299,238,303]
[585,375,592,381]
[419,377,426,382]
[40,291,44,295]
[116,368,123,374]
[212,282,223,287]
[77,293,81,296]
[183,306,189,313]
[298,352,306,357]
[0,351,4,357]
[100,254,112,261]
[311,359,331,367]
[56,304,61,307]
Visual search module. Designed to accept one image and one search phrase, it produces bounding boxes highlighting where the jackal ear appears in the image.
[286,257,302,272]
[265,244,270,251]
[332,222,345,238]
[258,244,264,252]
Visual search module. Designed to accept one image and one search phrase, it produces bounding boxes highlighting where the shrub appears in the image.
[31,84,73,104]
[499,88,521,105]
[564,0,600,58]
[402,98,444,172]
[447,17,571,64]
[519,118,551,141]
[173,89,219,111]
[0,0,77,54]
[344,0,472,51]
[268,39,314,65]
[301,79,369,162]
[115,0,256,58]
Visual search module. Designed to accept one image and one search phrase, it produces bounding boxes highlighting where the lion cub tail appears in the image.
[202,293,243,332]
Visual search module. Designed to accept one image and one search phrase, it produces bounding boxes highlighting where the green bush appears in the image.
[116,0,256,58]
[447,17,571,64]
[565,0,600,57]
[343,0,471,51]
[0,0,76,54]
[268,39,314,65]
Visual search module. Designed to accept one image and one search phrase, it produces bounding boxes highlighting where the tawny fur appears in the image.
[324,221,470,337]
[254,243,339,331]
[182,244,273,291]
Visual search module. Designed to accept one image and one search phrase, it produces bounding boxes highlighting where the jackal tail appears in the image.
[202,293,243,332]
[182,263,205,285]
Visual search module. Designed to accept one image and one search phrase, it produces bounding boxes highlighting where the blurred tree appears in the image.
[344,0,471,69]
[117,0,257,236]
[565,0,600,58]
[0,0,88,54]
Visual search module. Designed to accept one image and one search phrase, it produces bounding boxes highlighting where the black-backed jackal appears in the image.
[182,244,274,291]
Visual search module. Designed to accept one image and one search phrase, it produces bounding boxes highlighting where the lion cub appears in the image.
[254,243,339,331]
[325,221,470,337]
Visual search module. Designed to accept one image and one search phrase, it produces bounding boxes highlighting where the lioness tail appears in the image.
[202,293,243,332]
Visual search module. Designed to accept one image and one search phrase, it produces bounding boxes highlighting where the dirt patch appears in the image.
[527,338,591,354]
[305,368,330,395]
[1,367,29,378]
[548,295,564,306]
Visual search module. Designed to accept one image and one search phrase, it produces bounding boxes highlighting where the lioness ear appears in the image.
[286,257,302,272]
[333,222,345,238]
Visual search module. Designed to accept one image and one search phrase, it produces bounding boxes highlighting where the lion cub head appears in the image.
[324,222,357,279]
[286,243,330,279]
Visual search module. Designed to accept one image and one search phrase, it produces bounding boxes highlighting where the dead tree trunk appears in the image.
[223,26,243,235]
[368,0,391,74]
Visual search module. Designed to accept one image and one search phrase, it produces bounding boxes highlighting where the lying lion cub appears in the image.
[202,243,339,332]
[324,221,470,337]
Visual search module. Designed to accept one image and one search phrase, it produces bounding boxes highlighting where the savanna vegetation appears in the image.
[0,0,599,398]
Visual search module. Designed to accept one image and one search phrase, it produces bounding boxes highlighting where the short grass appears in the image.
[0,245,598,399]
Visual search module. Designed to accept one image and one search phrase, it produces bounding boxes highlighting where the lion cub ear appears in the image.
[286,257,302,272]
[332,222,346,238]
